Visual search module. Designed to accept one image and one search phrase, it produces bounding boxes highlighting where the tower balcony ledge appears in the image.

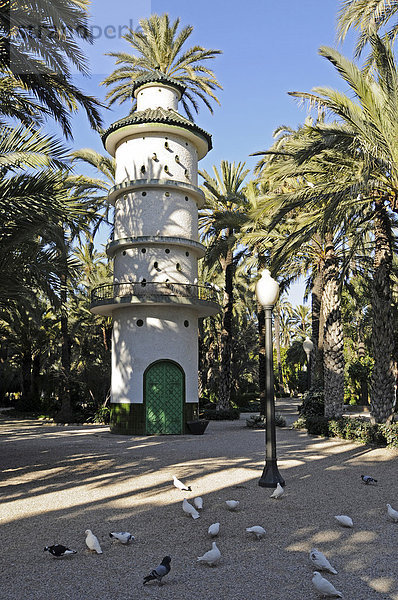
[108,179,206,208]
[90,281,221,317]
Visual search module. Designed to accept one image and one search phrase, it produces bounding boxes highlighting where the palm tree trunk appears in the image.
[217,250,234,410]
[56,231,73,422]
[370,199,395,423]
[311,264,324,389]
[322,233,344,418]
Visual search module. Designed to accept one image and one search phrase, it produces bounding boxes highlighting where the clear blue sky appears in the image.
[65,0,354,304]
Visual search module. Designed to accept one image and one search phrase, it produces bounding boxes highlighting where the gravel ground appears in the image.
[0,403,397,600]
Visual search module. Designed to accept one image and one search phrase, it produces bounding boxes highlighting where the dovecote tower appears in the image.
[91,72,220,435]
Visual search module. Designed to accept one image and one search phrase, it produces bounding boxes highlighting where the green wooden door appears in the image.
[145,361,184,434]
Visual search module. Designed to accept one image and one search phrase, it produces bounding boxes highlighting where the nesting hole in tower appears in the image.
[165,248,170,254]
[141,248,146,253]
[165,191,170,197]
[176,263,182,272]
[136,319,144,327]
[184,320,189,327]
[140,165,146,174]
[185,196,189,201]
[186,251,189,257]
[142,191,147,196]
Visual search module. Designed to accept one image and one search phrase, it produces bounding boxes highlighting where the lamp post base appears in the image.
[258,462,285,488]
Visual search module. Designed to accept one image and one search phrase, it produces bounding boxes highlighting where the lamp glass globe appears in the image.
[255,269,279,307]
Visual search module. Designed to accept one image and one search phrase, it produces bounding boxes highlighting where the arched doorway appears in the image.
[144,361,184,434]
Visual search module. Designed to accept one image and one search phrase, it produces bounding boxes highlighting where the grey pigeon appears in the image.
[143,556,171,586]
[334,515,353,528]
[109,532,134,544]
[361,474,377,485]
[312,571,342,597]
[44,545,77,558]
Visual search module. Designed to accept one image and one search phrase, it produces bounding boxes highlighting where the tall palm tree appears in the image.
[199,161,249,410]
[287,35,398,422]
[102,13,222,121]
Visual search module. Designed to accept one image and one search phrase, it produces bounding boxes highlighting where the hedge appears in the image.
[293,415,398,448]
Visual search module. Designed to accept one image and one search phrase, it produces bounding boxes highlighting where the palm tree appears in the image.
[1,0,103,136]
[287,35,398,422]
[101,13,222,121]
[199,161,249,410]
[337,0,398,57]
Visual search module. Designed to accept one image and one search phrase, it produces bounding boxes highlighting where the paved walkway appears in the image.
[0,401,396,600]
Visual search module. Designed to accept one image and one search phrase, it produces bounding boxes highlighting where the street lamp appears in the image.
[303,336,314,391]
[255,269,285,489]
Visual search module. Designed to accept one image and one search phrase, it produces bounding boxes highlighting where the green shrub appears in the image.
[379,423,398,448]
[246,413,286,428]
[299,390,325,417]
[203,407,240,421]
[92,406,110,424]
[304,415,330,436]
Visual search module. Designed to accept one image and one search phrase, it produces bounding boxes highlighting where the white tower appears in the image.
[91,72,220,434]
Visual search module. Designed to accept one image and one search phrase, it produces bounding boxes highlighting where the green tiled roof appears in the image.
[102,107,212,150]
[131,71,186,96]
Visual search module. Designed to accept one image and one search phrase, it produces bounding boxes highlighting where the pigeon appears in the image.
[197,541,221,566]
[312,571,342,597]
[143,556,171,586]
[173,475,191,491]
[182,498,200,519]
[361,475,377,485]
[309,548,337,574]
[85,529,103,554]
[44,545,77,558]
[334,515,353,528]
[387,504,398,522]
[246,526,266,539]
[109,532,135,544]
[225,500,239,511]
[208,522,220,537]
[270,483,284,499]
[193,497,203,510]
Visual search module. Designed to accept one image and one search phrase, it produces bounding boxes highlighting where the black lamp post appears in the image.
[255,269,285,489]
[303,336,314,391]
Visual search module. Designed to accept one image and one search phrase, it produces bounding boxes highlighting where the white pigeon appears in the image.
[208,522,220,537]
[334,515,353,528]
[173,475,191,491]
[387,503,398,522]
[309,548,337,574]
[225,500,239,511]
[182,498,200,519]
[85,529,102,554]
[109,532,135,544]
[197,541,221,566]
[193,497,203,510]
[312,571,343,598]
[246,526,266,539]
[270,483,284,499]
